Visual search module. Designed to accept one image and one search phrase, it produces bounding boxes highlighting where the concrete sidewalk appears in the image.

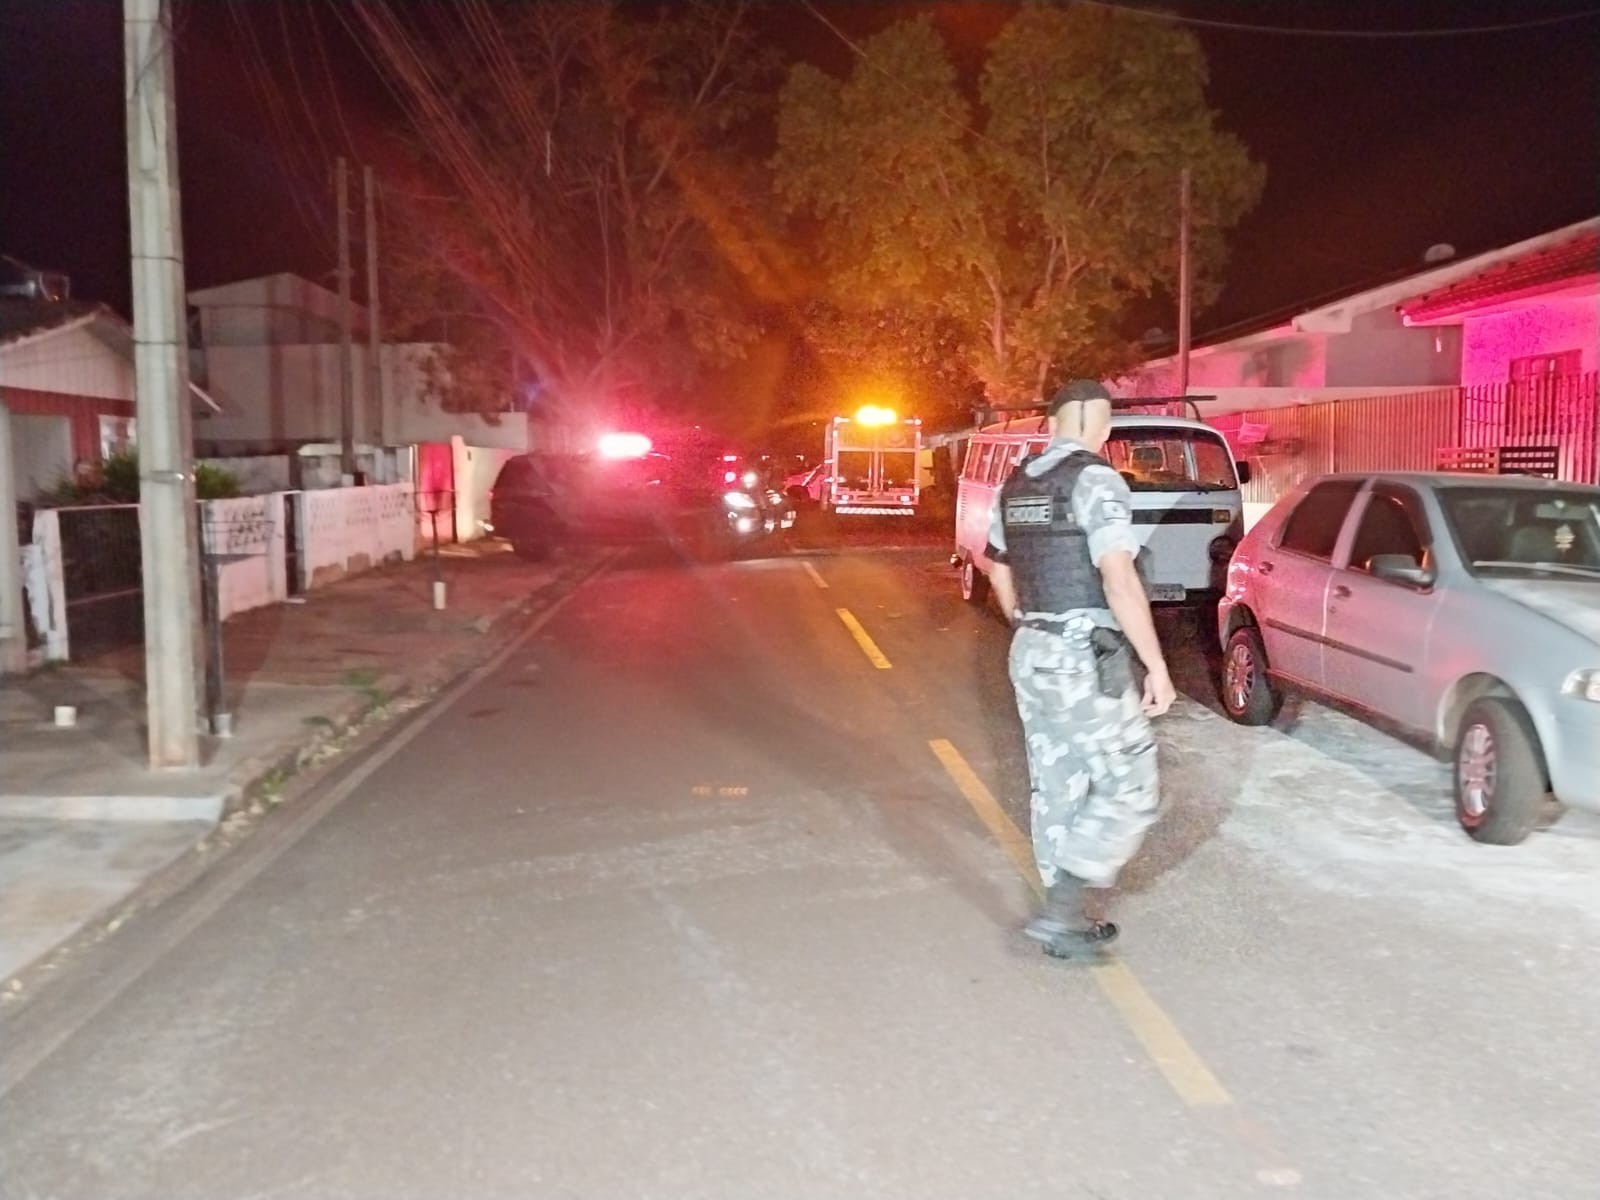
[0,540,596,989]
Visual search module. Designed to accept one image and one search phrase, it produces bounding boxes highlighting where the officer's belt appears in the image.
[1018,614,1078,631]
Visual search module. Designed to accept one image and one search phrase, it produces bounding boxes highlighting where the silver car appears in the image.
[1217,472,1600,844]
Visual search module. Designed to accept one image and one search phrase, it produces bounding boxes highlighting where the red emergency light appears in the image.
[598,432,653,460]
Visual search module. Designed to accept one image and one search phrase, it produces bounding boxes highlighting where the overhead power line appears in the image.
[224,0,333,249]
[301,3,363,161]
[1070,0,1600,39]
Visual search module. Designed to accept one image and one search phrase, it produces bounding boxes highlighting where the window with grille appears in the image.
[1508,351,1581,382]
[1507,350,1582,432]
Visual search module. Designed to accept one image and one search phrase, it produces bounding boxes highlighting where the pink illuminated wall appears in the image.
[1460,295,1599,385]
[1122,328,1329,394]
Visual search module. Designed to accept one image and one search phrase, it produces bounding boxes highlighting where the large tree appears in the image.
[773,4,1264,408]
[352,0,781,428]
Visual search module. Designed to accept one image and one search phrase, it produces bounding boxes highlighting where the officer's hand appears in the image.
[1141,667,1176,717]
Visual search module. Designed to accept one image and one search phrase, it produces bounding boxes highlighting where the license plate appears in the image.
[1148,584,1186,602]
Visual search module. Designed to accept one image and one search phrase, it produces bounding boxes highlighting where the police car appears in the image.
[952,403,1249,613]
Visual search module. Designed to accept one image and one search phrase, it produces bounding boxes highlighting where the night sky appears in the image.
[2,0,1597,343]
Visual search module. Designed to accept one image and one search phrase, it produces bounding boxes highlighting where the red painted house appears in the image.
[1,259,218,499]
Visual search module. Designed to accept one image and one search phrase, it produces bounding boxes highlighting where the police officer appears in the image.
[985,380,1176,961]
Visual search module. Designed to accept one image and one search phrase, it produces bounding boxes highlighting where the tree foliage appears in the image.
[359,0,782,424]
[796,301,979,423]
[774,4,1264,408]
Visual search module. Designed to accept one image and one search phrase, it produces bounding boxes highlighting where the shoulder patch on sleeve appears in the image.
[1100,499,1130,521]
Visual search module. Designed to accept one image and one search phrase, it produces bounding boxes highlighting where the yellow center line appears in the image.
[927,737,1233,1110]
[801,561,830,589]
[929,739,1037,883]
[837,608,892,669]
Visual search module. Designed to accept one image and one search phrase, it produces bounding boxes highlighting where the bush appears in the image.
[38,449,242,506]
[194,462,241,500]
[99,449,141,501]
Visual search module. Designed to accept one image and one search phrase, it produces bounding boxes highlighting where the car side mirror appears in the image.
[1369,553,1435,588]
[1235,461,1252,485]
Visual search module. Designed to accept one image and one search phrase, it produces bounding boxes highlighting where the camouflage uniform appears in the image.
[987,440,1160,889]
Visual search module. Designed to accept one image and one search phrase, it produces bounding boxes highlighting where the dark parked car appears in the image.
[488,435,791,561]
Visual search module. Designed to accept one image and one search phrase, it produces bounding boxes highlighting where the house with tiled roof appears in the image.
[1116,218,1599,516]
[1,256,219,499]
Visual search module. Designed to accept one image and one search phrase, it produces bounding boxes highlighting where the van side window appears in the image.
[989,443,1018,485]
[977,444,996,484]
[962,441,983,480]
[979,444,1004,483]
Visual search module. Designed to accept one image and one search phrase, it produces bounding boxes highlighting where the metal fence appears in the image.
[1458,371,1598,484]
[55,504,144,656]
[38,482,432,666]
[1221,371,1598,506]
[1209,390,1465,508]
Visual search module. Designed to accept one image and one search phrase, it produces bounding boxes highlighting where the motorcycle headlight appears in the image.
[1562,669,1600,703]
[723,491,757,510]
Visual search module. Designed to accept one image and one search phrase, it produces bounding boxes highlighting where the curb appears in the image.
[0,554,599,1000]
[211,555,588,818]
[0,795,225,823]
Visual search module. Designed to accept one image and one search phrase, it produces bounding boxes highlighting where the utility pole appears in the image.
[363,165,385,450]
[125,0,203,768]
[336,156,356,480]
[1177,166,1193,396]
[0,404,26,675]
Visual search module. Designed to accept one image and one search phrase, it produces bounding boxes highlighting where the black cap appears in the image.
[1046,379,1112,416]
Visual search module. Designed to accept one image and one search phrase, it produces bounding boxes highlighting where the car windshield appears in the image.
[1439,486,1600,579]
[1103,429,1239,492]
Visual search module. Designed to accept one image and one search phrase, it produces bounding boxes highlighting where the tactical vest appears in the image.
[998,450,1108,614]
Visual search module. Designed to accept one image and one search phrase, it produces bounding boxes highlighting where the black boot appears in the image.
[1023,877,1086,941]
[1023,875,1119,961]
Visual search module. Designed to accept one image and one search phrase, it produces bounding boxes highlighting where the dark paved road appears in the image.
[3,538,1597,1199]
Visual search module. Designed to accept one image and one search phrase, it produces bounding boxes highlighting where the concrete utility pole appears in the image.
[363,165,385,450]
[1177,167,1193,396]
[125,0,203,767]
[336,156,356,480]
[0,404,27,675]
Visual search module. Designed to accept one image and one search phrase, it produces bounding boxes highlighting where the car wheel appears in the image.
[1220,626,1280,725]
[1454,697,1546,845]
[960,556,990,605]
